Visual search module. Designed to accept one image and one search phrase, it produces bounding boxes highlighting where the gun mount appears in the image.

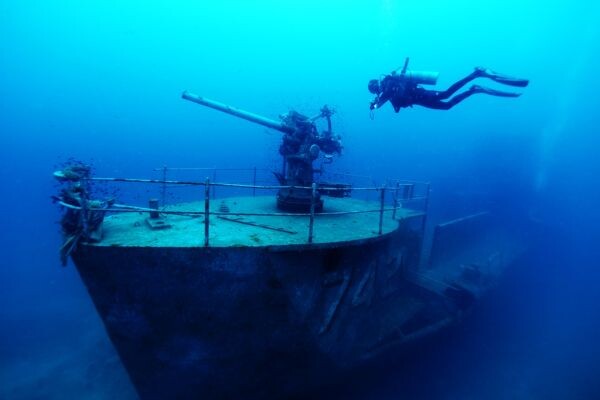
[182,91,343,212]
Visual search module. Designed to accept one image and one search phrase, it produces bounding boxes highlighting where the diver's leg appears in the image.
[475,67,529,87]
[418,100,453,110]
[438,68,529,101]
[436,71,480,100]
[415,87,474,109]
[470,84,521,98]
[444,85,521,109]
[420,85,521,110]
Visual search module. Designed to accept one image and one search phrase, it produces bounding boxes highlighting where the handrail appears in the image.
[153,166,430,186]
[70,170,431,245]
[84,176,425,192]
[58,200,419,218]
[152,167,271,172]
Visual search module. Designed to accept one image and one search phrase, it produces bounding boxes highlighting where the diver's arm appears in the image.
[369,97,379,110]
[370,92,391,110]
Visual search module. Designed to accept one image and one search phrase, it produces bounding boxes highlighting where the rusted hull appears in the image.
[72,226,424,399]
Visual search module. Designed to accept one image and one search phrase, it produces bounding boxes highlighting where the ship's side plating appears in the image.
[72,221,422,399]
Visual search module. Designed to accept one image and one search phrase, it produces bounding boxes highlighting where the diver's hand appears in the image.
[369,101,377,110]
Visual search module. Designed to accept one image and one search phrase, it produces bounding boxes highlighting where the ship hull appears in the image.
[72,226,424,399]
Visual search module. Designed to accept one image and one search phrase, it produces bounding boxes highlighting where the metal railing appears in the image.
[153,166,267,201]
[75,168,430,246]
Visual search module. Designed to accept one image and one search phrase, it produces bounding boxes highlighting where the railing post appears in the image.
[420,183,431,235]
[79,190,90,238]
[402,183,414,201]
[378,185,386,235]
[212,169,217,199]
[252,167,257,197]
[161,165,167,208]
[308,182,316,243]
[392,182,400,220]
[204,177,210,247]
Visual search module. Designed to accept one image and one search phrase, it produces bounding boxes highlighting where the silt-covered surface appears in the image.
[92,196,424,248]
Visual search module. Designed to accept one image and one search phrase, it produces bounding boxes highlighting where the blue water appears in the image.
[1,1,599,398]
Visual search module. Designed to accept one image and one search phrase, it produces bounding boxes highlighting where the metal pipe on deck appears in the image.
[181,92,293,133]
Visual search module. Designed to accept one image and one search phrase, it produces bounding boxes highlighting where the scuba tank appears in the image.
[403,70,439,85]
[396,57,439,85]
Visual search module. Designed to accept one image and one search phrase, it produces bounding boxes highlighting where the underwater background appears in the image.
[1,0,599,398]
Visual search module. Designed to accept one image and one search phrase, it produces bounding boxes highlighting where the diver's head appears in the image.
[368,79,381,95]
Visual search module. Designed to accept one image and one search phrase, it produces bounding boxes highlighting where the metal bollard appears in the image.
[149,198,160,219]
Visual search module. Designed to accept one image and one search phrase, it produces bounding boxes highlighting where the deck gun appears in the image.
[182,92,345,212]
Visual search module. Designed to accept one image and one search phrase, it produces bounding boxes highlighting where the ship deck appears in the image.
[91,196,424,248]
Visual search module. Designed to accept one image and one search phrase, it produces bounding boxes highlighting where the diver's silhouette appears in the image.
[368,59,529,113]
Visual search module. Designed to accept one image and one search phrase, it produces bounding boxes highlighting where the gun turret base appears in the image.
[277,188,323,213]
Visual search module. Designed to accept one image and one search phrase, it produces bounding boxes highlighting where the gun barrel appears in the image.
[182,91,292,133]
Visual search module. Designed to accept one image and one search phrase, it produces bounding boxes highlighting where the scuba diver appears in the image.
[368,58,529,113]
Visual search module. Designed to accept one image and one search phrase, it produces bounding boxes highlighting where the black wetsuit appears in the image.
[372,69,525,112]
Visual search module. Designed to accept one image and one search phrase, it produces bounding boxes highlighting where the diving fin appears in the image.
[475,67,529,87]
[471,85,522,98]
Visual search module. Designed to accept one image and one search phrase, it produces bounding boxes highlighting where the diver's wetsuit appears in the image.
[370,68,529,112]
